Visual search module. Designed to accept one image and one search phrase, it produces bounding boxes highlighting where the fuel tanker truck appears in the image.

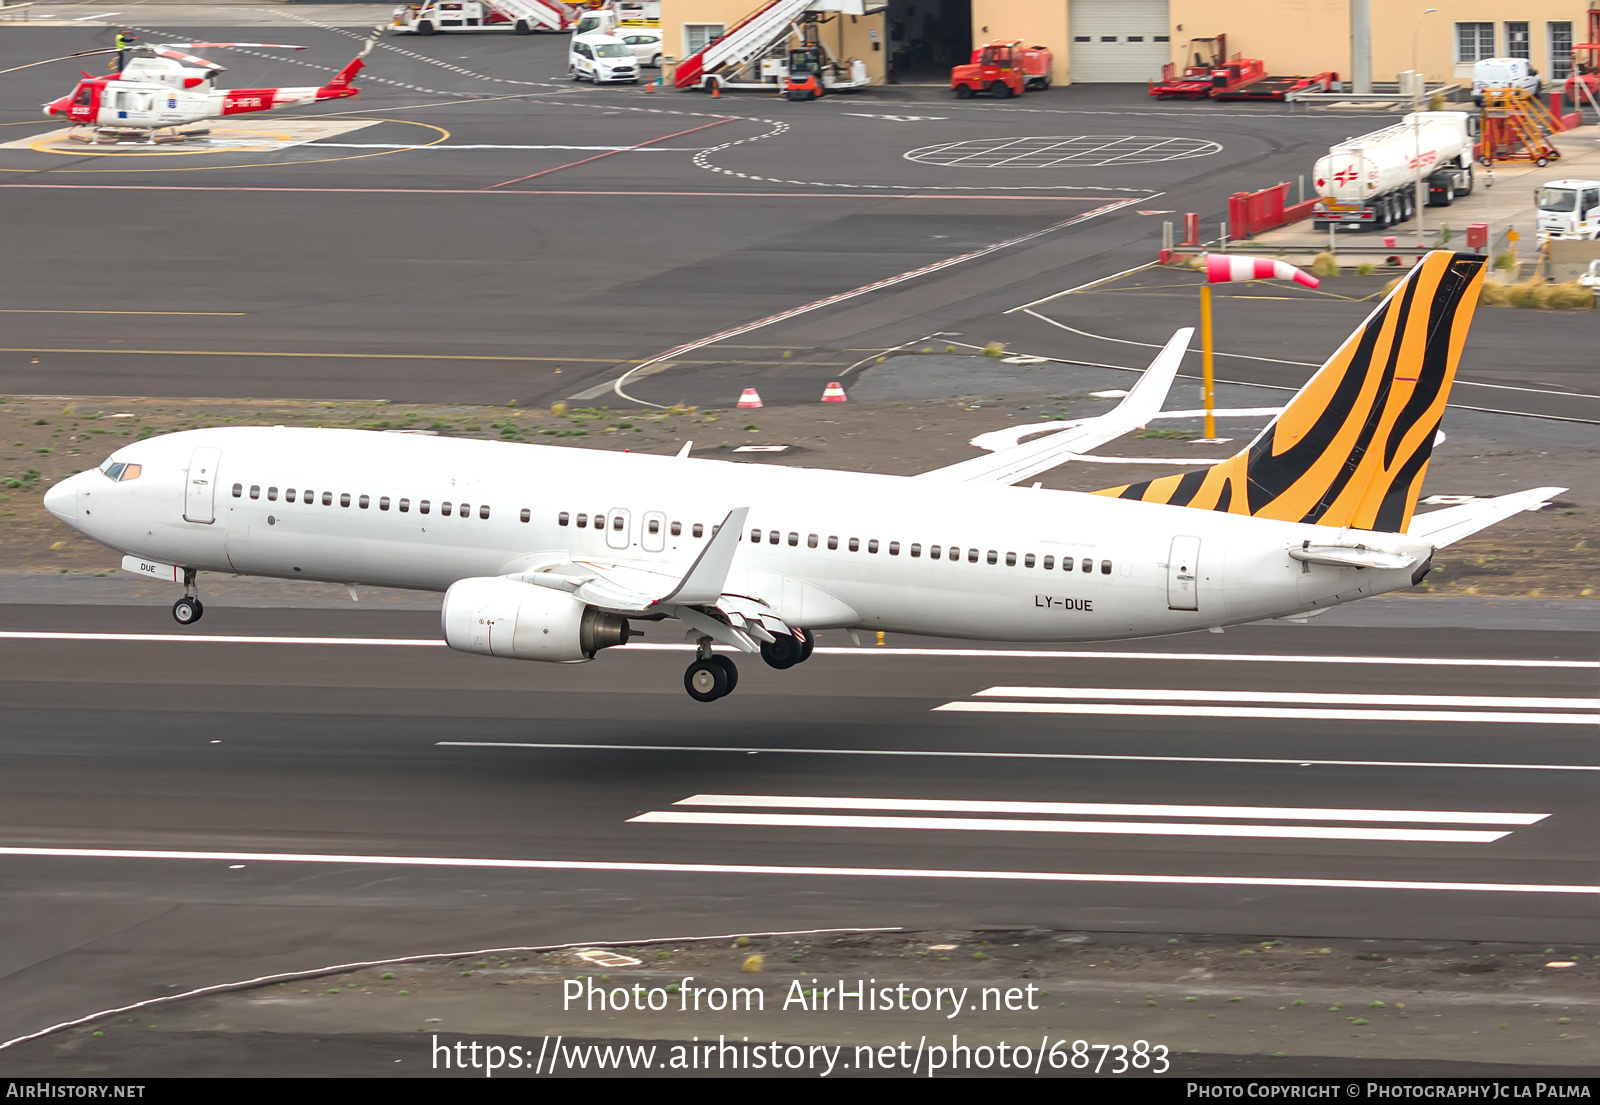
[1313,111,1477,231]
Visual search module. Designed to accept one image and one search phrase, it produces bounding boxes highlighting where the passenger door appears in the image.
[183,447,222,524]
[1167,535,1201,610]
[606,507,631,550]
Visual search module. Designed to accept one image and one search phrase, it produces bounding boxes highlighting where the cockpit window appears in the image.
[98,458,141,482]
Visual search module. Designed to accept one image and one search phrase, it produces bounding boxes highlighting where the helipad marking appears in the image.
[6,118,382,157]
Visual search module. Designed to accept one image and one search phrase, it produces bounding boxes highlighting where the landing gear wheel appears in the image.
[760,633,802,670]
[709,654,738,692]
[795,629,814,663]
[685,658,730,702]
[172,596,203,625]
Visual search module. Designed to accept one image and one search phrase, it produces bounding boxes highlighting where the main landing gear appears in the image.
[172,568,203,625]
[683,628,815,701]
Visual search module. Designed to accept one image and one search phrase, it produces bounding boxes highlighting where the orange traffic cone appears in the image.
[737,387,763,409]
[711,82,721,99]
[820,381,847,403]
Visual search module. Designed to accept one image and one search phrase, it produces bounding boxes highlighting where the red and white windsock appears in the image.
[1203,253,1319,289]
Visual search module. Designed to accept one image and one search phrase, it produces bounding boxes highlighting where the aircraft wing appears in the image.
[1406,487,1565,548]
[913,327,1192,486]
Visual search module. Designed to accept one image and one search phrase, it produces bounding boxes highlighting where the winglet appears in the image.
[658,506,748,605]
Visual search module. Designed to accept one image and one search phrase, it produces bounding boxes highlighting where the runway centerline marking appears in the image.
[1,632,1594,669]
[436,742,1600,772]
[672,794,1548,825]
[0,847,1590,895]
[627,810,1512,844]
[937,702,1599,726]
[974,687,1598,710]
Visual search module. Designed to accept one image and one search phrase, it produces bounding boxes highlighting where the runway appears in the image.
[0,602,1593,1048]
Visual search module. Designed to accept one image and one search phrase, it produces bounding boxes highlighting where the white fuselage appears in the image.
[47,427,1429,642]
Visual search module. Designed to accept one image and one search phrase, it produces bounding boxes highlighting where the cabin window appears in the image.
[888,541,900,556]
[1101,559,1112,575]
[750,527,761,543]
[828,535,839,550]
[788,532,798,547]
[232,484,243,498]
[559,512,570,526]
[692,523,704,538]
[969,548,980,563]
[807,534,818,548]
[1024,553,1034,568]
[910,543,921,558]
[285,489,297,503]
[340,493,351,508]
[1062,557,1074,571]
[987,550,999,565]
[769,530,780,545]
[576,513,587,528]
[359,495,370,509]
[520,508,530,523]
[249,485,260,500]
[1042,555,1053,570]
[868,539,879,554]
[322,492,333,506]
[1005,552,1017,567]
[929,545,940,560]
[1081,558,1092,573]
[648,518,660,534]
[419,500,430,515]
[441,502,453,516]
[303,489,313,504]
[380,497,391,511]
[612,515,624,532]
[670,521,681,536]
[267,487,278,501]
[458,503,471,519]
[479,505,489,520]
[848,538,860,552]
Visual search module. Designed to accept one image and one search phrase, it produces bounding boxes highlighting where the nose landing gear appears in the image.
[684,637,739,702]
[171,568,203,625]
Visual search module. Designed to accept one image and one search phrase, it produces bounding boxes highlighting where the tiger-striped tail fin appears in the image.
[1093,250,1484,533]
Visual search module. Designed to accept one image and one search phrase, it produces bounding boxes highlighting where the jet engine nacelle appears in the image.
[441,577,632,662]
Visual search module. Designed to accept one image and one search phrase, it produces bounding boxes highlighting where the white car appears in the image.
[569,32,640,83]
[1472,57,1541,104]
[619,31,663,67]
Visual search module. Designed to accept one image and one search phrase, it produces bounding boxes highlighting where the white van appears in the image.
[1472,57,1542,104]
[569,32,640,83]
[1536,179,1600,240]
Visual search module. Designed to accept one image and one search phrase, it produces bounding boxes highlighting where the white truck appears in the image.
[575,2,660,35]
[391,0,573,35]
[1313,111,1478,231]
[1536,179,1600,240]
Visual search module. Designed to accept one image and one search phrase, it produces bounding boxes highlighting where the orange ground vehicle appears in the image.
[951,40,1052,98]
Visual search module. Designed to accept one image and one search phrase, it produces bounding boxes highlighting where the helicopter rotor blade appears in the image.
[0,49,116,77]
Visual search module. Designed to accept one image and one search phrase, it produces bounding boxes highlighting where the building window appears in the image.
[359,494,370,509]
[1550,22,1574,80]
[1456,22,1495,63]
[267,487,278,501]
[399,498,410,513]
[559,511,570,526]
[1505,20,1529,59]
[249,485,260,500]
[684,22,723,55]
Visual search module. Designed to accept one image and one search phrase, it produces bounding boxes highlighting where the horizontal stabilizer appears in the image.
[916,327,1191,486]
[1406,487,1565,548]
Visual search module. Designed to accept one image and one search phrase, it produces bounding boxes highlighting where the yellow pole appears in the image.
[1201,283,1215,440]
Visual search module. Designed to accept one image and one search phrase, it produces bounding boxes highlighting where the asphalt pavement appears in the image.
[0,603,1594,1052]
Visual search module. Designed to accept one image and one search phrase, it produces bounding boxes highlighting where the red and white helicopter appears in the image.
[41,32,379,143]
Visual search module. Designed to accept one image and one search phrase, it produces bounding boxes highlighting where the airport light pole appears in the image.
[1412,8,1438,247]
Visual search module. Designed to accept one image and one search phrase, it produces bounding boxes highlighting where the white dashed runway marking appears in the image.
[905,135,1223,169]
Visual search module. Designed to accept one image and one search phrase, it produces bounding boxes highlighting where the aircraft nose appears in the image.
[43,477,78,525]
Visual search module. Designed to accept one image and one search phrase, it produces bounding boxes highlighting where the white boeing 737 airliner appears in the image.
[44,252,1561,701]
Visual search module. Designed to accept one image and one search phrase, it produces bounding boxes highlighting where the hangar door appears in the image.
[1068,0,1171,83]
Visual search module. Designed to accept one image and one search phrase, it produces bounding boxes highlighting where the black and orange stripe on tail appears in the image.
[1094,250,1484,533]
